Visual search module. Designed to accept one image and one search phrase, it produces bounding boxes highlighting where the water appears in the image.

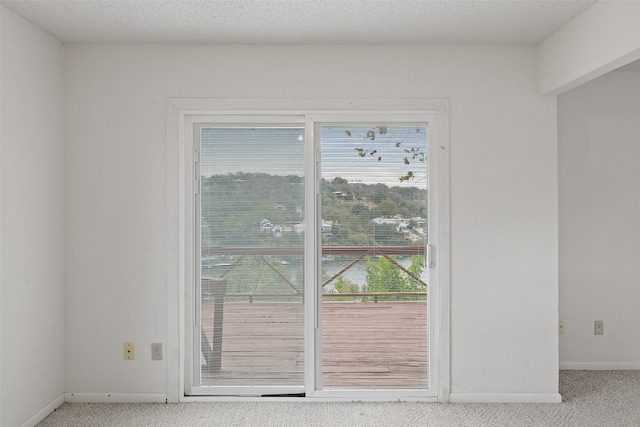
[322,256,426,291]
[202,255,426,292]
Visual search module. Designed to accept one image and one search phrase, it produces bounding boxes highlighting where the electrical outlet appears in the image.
[151,343,163,361]
[594,320,604,335]
[124,342,135,360]
[559,319,566,335]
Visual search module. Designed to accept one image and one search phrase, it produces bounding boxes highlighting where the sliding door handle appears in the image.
[427,244,436,268]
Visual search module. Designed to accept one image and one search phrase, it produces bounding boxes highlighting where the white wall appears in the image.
[1,6,65,426]
[538,0,640,95]
[558,70,640,369]
[64,44,559,400]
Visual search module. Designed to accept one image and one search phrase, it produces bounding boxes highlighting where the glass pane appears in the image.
[321,125,428,389]
[199,127,305,387]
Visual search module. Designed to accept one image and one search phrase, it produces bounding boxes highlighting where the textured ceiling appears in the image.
[1,0,597,45]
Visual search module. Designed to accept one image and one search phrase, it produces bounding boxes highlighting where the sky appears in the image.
[200,125,428,188]
[321,125,427,187]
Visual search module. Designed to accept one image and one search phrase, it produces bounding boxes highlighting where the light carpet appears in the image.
[37,371,640,426]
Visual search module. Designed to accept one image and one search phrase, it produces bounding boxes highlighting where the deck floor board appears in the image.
[201,301,428,389]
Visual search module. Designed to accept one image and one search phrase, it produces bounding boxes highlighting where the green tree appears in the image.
[368,223,398,246]
[335,276,359,293]
[351,203,370,217]
[345,233,375,246]
[326,276,361,301]
[332,176,348,187]
[371,183,389,203]
[362,255,425,301]
[378,199,397,217]
[225,256,299,298]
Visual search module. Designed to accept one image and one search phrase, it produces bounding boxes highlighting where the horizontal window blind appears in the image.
[320,125,429,389]
[198,126,305,387]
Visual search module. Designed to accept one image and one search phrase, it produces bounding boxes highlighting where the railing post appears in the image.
[202,278,227,372]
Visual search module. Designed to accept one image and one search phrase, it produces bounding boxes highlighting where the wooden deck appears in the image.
[201,300,427,389]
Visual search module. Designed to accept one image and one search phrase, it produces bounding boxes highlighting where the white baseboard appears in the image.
[449,393,562,403]
[65,393,167,403]
[560,362,640,370]
[21,393,65,427]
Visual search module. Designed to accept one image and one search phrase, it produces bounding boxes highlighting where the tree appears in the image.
[370,223,397,245]
[346,233,375,246]
[351,203,373,229]
[327,277,360,301]
[332,176,348,186]
[362,255,425,301]
[203,172,425,250]
[378,199,397,217]
[225,256,299,298]
[371,183,389,203]
[351,203,370,216]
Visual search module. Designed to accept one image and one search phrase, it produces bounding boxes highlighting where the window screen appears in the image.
[198,126,305,387]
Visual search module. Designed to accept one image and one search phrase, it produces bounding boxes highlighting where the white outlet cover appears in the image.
[151,343,163,360]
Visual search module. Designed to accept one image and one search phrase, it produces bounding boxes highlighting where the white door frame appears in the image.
[166,98,450,402]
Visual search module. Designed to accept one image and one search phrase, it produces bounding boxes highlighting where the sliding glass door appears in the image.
[319,124,429,390]
[194,125,306,394]
[187,111,440,398]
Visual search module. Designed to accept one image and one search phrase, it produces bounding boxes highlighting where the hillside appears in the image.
[201,173,427,247]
